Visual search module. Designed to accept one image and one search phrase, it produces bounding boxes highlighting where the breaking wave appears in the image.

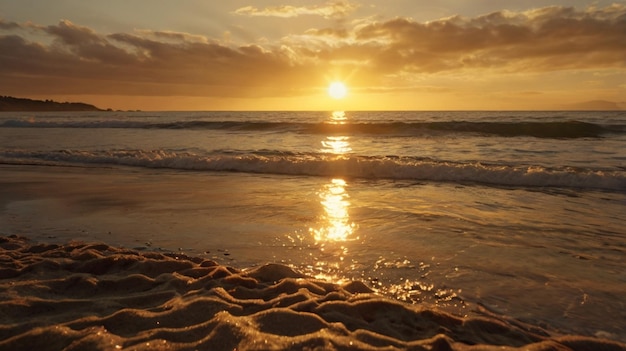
[2,119,624,138]
[1,149,624,191]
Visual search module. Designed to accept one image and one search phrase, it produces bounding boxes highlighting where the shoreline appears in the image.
[1,235,625,351]
[1,163,626,344]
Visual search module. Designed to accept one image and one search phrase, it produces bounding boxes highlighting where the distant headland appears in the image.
[0,96,108,112]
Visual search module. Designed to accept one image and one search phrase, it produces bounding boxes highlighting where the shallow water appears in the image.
[1,164,624,340]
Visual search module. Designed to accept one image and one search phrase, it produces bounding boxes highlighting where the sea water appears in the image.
[0,110,625,340]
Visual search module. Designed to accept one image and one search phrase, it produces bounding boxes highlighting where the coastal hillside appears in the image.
[0,96,103,112]
[563,100,624,110]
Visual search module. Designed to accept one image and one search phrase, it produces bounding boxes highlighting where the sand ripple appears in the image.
[1,235,624,351]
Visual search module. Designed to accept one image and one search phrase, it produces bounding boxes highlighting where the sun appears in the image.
[328,82,347,99]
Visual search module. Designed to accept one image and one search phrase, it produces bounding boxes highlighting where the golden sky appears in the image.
[1,1,625,110]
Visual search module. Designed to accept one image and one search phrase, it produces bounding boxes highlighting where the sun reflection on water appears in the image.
[309,111,356,244]
[321,136,352,154]
[310,178,355,243]
[321,111,352,155]
[329,110,348,124]
[292,110,468,310]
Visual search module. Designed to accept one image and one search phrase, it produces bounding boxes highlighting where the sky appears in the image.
[1,0,625,110]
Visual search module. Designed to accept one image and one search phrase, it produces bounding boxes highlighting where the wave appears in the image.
[2,149,624,191]
[2,119,624,138]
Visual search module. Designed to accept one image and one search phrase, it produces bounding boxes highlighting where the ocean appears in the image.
[1,110,625,341]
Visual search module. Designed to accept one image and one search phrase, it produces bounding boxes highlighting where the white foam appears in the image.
[1,149,624,191]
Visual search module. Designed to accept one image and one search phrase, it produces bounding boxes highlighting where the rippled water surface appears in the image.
[1,110,625,340]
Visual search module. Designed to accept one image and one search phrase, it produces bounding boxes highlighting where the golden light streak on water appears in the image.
[330,110,348,123]
[310,111,356,243]
[311,178,355,243]
[321,136,352,154]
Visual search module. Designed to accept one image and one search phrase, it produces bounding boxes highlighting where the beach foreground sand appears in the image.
[1,235,624,351]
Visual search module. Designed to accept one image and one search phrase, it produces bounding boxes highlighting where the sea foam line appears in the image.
[1,149,624,191]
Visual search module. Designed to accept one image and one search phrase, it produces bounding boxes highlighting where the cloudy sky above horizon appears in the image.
[1,0,625,110]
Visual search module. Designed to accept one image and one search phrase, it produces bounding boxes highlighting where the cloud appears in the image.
[0,19,317,97]
[234,1,359,19]
[0,4,624,100]
[0,19,20,30]
[43,20,135,64]
[133,29,210,44]
[350,5,626,74]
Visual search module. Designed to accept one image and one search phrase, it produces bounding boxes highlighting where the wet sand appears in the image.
[1,235,624,351]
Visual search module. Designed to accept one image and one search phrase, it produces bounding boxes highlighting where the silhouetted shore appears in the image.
[0,96,104,112]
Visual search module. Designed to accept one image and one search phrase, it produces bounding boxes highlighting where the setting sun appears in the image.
[328,82,347,99]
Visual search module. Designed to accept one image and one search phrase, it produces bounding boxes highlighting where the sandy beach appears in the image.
[1,235,624,351]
